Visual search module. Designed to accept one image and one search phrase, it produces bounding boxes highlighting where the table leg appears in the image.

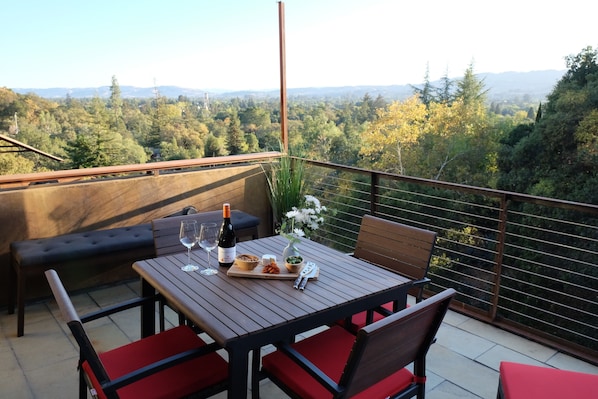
[140,277,155,338]
[227,347,249,399]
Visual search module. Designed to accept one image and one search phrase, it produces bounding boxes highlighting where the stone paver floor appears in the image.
[1,280,596,399]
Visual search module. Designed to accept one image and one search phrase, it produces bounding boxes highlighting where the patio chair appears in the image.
[45,269,229,399]
[257,288,455,399]
[342,214,437,332]
[151,210,260,330]
[497,361,598,398]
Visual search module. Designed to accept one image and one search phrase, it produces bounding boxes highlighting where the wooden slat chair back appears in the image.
[259,288,456,399]
[152,213,222,329]
[152,214,206,257]
[353,214,437,302]
[340,215,438,332]
[152,211,258,257]
[45,269,229,399]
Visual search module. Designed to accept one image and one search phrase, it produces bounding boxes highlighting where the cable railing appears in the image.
[300,157,598,366]
[2,153,596,365]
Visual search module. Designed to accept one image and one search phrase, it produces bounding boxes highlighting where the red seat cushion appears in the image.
[500,361,598,399]
[262,325,415,399]
[82,325,228,399]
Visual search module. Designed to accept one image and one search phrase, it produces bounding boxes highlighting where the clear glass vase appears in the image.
[282,240,300,260]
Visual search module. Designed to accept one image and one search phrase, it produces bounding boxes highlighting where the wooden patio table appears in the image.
[133,235,412,399]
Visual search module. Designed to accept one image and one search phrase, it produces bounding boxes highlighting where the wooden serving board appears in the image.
[227,261,319,280]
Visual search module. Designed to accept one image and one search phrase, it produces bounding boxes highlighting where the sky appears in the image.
[2,0,596,91]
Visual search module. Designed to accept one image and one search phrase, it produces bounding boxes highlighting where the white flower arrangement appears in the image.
[279,195,327,243]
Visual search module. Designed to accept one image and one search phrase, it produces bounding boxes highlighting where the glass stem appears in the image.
[187,247,191,265]
[207,251,211,269]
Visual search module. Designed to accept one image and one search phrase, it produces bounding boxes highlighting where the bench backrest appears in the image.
[341,288,455,398]
[353,214,437,301]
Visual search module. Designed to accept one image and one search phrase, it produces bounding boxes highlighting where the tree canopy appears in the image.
[497,46,598,203]
[3,47,596,206]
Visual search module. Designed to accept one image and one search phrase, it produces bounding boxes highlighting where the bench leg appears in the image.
[16,269,26,337]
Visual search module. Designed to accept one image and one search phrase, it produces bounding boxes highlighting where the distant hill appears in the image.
[11,70,565,102]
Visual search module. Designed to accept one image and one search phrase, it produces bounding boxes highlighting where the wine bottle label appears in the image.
[218,246,236,264]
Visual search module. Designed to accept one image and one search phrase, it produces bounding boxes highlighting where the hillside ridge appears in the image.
[10,70,565,101]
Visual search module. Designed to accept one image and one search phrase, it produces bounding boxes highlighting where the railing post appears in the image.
[490,193,509,321]
[370,171,379,216]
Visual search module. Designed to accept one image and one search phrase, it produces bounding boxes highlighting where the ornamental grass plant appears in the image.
[264,155,305,225]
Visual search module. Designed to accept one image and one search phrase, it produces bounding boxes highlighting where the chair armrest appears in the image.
[80,295,161,323]
[412,277,431,287]
[104,341,221,393]
[276,342,344,396]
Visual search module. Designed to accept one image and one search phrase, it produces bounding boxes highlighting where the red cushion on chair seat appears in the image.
[262,325,415,399]
[82,325,228,399]
[500,361,598,399]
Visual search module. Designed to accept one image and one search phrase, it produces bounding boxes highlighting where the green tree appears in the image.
[455,62,489,108]
[0,152,35,174]
[108,75,125,131]
[497,46,598,203]
[411,64,435,107]
[226,112,247,155]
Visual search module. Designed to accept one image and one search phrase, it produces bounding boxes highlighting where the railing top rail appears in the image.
[0,152,283,189]
[299,157,598,215]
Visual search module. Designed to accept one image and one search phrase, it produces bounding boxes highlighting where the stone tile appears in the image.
[0,367,33,399]
[427,343,499,399]
[254,379,289,398]
[109,307,143,341]
[12,336,77,374]
[458,317,558,362]
[126,279,142,295]
[0,301,54,339]
[435,323,495,360]
[85,321,133,354]
[546,351,598,374]
[27,357,79,398]
[88,283,138,307]
[424,369,444,392]
[9,318,78,372]
[427,380,484,399]
[442,309,471,327]
[0,343,26,379]
[476,344,548,372]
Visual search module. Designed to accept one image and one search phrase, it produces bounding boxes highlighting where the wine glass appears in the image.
[179,220,199,272]
[198,222,219,275]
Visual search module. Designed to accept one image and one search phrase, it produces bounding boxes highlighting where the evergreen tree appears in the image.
[455,62,488,108]
[411,64,435,107]
[226,112,247,155]
[108,75,125,131]
[436,68,454,104]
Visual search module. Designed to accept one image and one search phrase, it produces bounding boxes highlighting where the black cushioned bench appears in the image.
[9,224,155,337]
[8,210,260,337]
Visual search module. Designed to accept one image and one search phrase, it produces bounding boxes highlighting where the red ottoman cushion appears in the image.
[500,361,598,399]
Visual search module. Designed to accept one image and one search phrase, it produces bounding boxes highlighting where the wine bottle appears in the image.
[217,203,236,267]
